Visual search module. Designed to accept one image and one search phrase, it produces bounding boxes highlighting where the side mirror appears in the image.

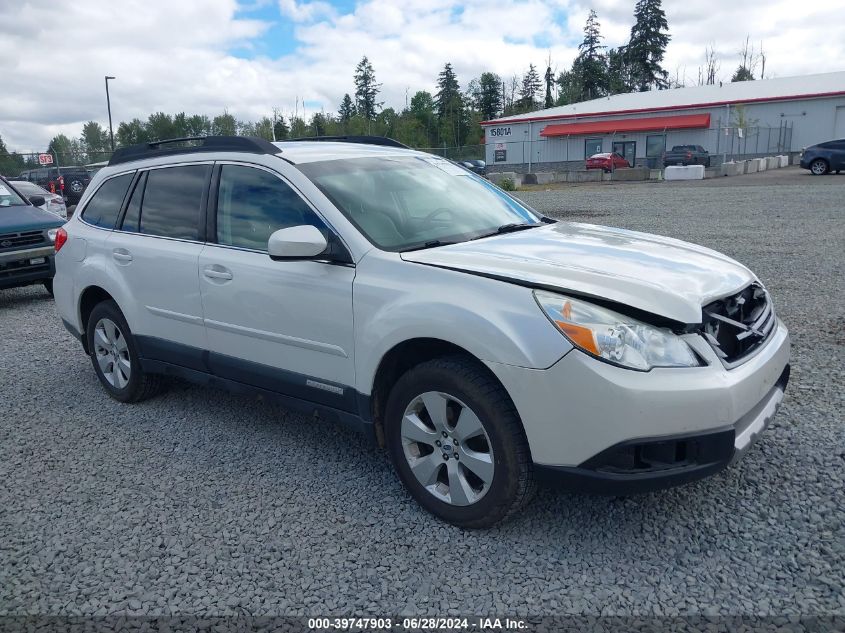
[268,225,329,260]
[29,195,46,207]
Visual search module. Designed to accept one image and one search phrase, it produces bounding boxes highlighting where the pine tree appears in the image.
[338,93,355,123]
[518,64,542,111]
[606,47,633,94]
[575,10,608,100]
[434,63,460,119]
[544,65,555,108]
[353,57,382,121]
[273,116,289,141]
[434,63,466,146]
[473,72,503,121]
[731,66,754,82]
[627,0,670,91]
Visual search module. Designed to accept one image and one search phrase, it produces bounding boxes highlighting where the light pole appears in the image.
[105,76,116,153]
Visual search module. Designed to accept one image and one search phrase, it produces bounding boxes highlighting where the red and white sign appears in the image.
[38,153,54,165]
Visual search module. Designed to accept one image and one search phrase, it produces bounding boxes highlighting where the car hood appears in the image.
[0,204,64,233]
[400,222,756,324]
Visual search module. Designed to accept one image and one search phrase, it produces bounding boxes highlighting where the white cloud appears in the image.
[0,0,841,151]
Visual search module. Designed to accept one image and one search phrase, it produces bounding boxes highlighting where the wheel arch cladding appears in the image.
[79,285,116,353]
[369,339,515,448]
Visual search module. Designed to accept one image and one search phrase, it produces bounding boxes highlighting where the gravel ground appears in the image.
[1,167,843,618]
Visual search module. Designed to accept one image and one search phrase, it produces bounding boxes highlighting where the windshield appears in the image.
[298,155,540,251]
[9,181,44,197]
[0,181,28,207]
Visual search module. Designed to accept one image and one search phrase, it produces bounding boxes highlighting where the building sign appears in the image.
[38,153,54,165]
[487,126,513,139]
[494,143,507,162]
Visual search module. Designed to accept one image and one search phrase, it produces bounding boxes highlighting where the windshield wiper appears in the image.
[471,222,542,241]
[398,239,459,253]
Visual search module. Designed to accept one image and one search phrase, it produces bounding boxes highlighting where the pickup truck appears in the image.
[663,145,711,167]
[0,176,64,296]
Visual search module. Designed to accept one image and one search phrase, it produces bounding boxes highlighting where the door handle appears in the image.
[203,265,233,281]
[112,248,133,263]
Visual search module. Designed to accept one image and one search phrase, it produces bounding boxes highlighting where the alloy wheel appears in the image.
[811,160,827,175]
[93,318,131,388]
[400,391,494,506]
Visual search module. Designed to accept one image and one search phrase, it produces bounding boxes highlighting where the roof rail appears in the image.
[285,135,409,149]
[108,136,280,166]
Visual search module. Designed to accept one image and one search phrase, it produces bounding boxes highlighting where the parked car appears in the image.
[662,145,711,167]
[585,152,630,172]
[0,175,64,295]
[799,139,845,175]
[55,135,790,528]
[458,159,487,176]
[18,166,92,205]
[9,180,67,219]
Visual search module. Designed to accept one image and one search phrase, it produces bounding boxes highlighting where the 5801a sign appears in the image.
[487,126,512,138]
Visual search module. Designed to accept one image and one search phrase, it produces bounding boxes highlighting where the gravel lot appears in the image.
[1,167,843,618]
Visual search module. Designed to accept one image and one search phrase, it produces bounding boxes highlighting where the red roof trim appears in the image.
[539,113,711,137]
[479,90,845,127]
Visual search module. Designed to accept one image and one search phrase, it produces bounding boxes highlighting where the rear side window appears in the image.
[120,172,146,233]
[140,165,210,241]
[81,173,134,229]
[215,165,323,251]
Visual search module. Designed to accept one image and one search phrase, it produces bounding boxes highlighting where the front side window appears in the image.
[298,156,539,251]
[215,165,323,251]
[140,165,210,241]
[80,173,134,228]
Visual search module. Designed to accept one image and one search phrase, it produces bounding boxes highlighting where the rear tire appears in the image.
[86,300,163,403]
[42,279,53,297]
[385,355,535,528]
[810,159,829,175]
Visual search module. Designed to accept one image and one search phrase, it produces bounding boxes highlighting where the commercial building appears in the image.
[481,71,845,171]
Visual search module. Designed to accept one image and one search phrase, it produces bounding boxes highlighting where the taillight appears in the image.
[54,227,68,252]
[58,176,65,191]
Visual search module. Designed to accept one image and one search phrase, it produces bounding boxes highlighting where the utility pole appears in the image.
[105,76,116,152]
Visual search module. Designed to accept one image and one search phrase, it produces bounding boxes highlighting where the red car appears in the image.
[585,152,630,172]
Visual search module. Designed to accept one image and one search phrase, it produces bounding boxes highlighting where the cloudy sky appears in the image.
[1,0,842,151]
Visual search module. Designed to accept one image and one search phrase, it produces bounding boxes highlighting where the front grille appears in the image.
[0,230,46,250]
[701,284,776,366]
[0,257,51,279]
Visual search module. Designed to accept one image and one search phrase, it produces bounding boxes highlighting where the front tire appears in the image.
[810,159,829,175]
[86,300,163,403]
[385,356,534,528]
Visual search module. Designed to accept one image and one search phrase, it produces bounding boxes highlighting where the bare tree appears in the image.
[698,43,719,85]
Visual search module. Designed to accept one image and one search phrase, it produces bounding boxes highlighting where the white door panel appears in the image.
[106,231,206,350]
[198,244,355,386]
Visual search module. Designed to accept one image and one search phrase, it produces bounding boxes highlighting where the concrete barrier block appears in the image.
[792,154,802,165]
[567,170,603,182]
[744,160,759,174]
[756,158,768,171]
[533,172,555,185]
[721,161,744,177]
[610,167,649,181]
[765,156,779,170]
[665,165,705,180]
[488,172,518,186]
[778,155,789,168]
[649,169,663,180]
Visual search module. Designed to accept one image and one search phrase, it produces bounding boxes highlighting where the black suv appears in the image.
[18,166,91,205]
[800,139,845,175]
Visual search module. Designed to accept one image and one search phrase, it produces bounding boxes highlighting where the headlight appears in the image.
[47,228,58,242]
[534,290,699,370]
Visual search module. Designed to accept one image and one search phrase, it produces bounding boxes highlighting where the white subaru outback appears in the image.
[54,136,790,528]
